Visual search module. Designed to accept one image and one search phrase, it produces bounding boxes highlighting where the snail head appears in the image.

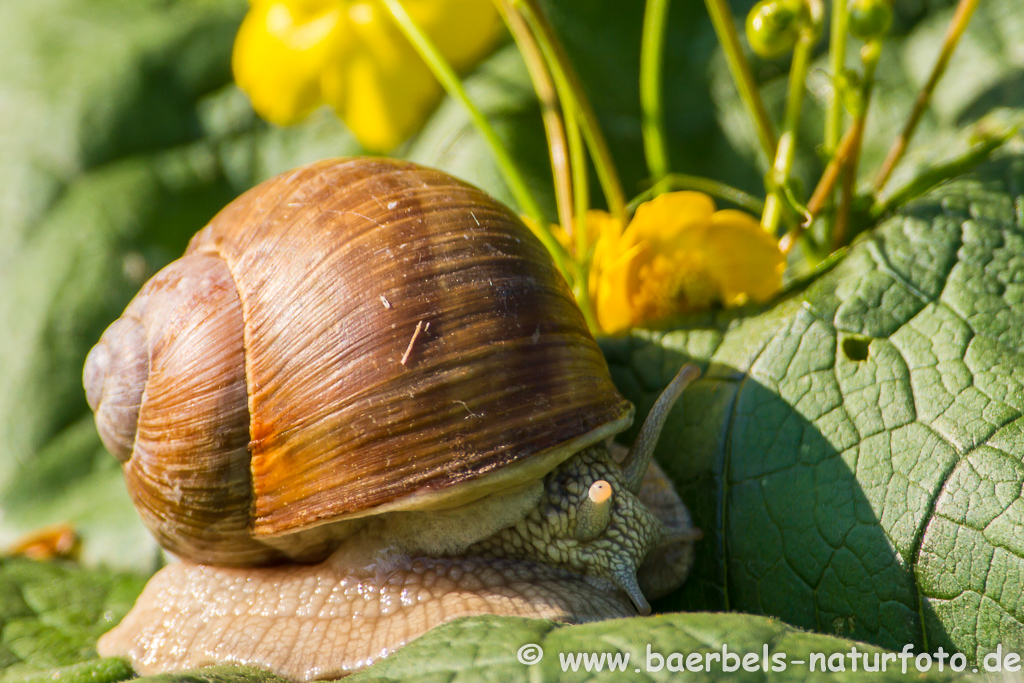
[466,364,702,614]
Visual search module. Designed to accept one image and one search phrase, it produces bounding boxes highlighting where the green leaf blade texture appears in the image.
[346,614,972,682]
[607,155,1024,662]
[0,559,144,683]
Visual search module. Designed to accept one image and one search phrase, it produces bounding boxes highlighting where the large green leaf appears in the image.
[601,153,1024,663]
[349,614,977,682]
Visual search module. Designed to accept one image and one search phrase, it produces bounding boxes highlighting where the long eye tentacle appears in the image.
[621,364,701,492]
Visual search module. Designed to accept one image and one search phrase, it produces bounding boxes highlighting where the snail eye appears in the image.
[588,480,612,505]
[573,479,614,543]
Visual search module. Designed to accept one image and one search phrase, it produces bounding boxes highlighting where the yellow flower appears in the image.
[589,192,785,333]
[232,0,502,151]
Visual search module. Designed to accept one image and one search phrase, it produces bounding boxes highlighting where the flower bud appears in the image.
[746,0,812,59]
[848,0,893,40]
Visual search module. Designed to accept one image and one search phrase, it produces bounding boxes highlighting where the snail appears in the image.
[84,158,700,680]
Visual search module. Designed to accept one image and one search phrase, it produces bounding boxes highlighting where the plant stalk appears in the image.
[703,0,778,165]
[872,0,981,191]
[805,120,859,219]
[761,28,815,234]
[498,0,575,243]
[641,0,672,180]
[832,40,880,249]
[824,0,850,155]
[627,174,765,215]
[513,0,628,224]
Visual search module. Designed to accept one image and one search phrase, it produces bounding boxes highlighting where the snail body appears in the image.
[85,158,699,679]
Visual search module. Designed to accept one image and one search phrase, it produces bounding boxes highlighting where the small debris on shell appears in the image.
[400,320,426,365]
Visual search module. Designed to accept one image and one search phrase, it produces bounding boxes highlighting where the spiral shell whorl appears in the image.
[87,252,281,565]
[84,317,149,463]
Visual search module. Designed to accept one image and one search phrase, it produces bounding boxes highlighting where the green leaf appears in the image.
[347,614,973,681]
[602,153,1024,663]
[130,667,289,683]
[3,658,135,683]
[0,558,144,682]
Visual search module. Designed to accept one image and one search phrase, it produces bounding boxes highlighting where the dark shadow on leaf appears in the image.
[957,73,1024,126]
[603,337,956,658]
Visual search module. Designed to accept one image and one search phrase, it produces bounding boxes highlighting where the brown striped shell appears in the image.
[83,158,633,566]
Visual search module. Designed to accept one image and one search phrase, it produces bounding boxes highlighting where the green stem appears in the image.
[495,0,599,327]
[571,261,599,333]
[787,118,864,254]
[761,28,814,234]
[805,118,860,219]
[567,108,590,261]
[567,102,597,333]
[833,146,858,250]
[627,174,765,215]
[513,0,628,224]
[832,40,880,249]
[824,0,849,155]
[703,0,778,165]
[498,0,575,243]
[872,0,981,191]
[380,0,573,276]
[640,0,672,180]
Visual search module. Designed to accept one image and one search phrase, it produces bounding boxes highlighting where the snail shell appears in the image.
[84,158,632,565]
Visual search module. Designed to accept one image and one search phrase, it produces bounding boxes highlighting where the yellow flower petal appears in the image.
[626,191,716,244]
[404,0,504,69]
[595,240,647,333]
[587,210,623,278]
[232,1,346,126]
[324,15,442,151]
[702,209,785,305]
[233,0,502,150]
[590,192,784,333]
